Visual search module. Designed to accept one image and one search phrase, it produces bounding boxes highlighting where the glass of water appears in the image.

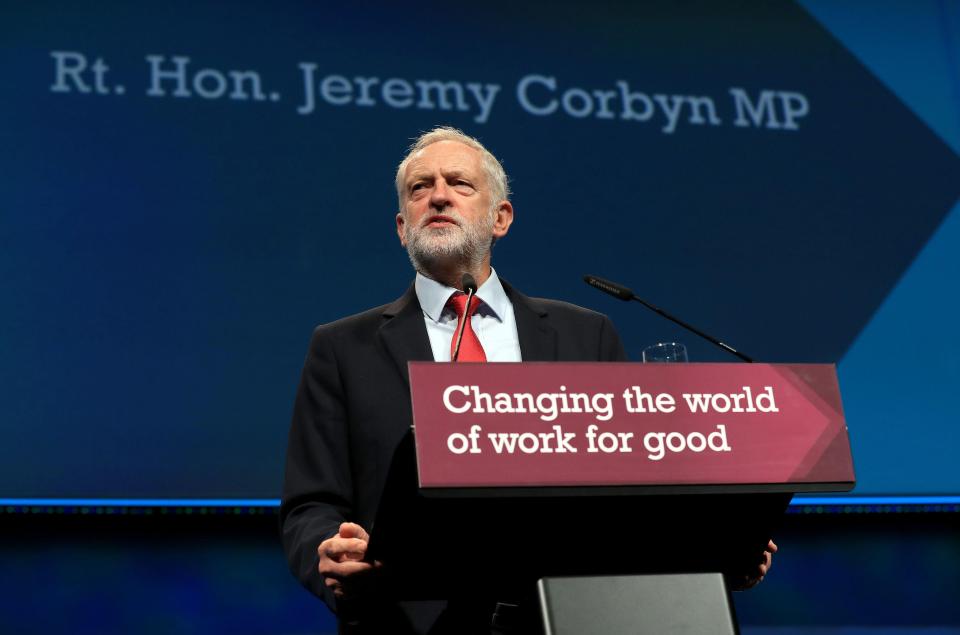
[642,342,688,363]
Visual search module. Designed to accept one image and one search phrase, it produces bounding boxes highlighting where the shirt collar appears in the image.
[415,268,510,323]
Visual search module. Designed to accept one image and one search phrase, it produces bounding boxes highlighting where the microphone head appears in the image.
[461,273,478,294]
[583,274,634,301]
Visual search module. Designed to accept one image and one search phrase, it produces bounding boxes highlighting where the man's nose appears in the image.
[429,180,450,209]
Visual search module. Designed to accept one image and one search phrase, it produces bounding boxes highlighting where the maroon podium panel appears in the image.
[408,362,854,491]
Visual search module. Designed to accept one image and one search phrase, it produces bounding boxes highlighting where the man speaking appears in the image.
[280,127,772,633]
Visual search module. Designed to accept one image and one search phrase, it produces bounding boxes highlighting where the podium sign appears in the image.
[408,362,854,492]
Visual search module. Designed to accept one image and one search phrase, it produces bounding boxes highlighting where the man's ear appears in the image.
[396,212,407,246]
[492,200,514,240]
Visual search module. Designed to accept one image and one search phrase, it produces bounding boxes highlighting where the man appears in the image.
[281,127,774,633]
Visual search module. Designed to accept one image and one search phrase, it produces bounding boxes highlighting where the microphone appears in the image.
[583,274,754,363]
[452,273,478,362]
[461,273,478,295]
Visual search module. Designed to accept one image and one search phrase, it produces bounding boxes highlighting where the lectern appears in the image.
[368,362,855,633]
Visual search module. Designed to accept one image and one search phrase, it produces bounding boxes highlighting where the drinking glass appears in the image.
[642,342,688,363]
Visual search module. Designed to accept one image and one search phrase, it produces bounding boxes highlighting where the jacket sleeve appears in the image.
[280,324,354,612]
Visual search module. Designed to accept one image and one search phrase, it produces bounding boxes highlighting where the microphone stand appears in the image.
[452,273,478,362]
[584,274,754,363]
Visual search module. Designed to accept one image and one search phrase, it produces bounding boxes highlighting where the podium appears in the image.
[367,362,854,633]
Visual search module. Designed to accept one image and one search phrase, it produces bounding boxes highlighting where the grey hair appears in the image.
[394,126,511,212]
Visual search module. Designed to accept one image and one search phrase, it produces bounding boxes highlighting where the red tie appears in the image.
[448,293,486,362]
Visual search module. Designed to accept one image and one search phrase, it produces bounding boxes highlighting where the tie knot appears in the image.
[448,292,482,319]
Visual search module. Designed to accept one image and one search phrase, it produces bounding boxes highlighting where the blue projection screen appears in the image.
[2,1,959,503]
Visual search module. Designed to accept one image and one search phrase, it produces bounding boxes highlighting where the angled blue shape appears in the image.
[800,0,960,155]
[838,199,960,495]
[800,1,960,497]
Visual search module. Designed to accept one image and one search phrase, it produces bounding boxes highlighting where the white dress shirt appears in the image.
[414,268,522,362]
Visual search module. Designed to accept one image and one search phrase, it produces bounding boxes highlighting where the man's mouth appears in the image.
[423,215,459,228]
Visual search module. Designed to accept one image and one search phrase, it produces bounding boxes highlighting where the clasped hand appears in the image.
[732,539,778,590]
[317,522,382,599]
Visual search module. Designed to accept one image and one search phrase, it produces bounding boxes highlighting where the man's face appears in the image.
[396,140,512,272]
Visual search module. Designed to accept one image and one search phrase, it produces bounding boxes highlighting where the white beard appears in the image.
[403,210,494,274]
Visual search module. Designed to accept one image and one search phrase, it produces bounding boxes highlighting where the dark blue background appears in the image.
[2,0,958,499]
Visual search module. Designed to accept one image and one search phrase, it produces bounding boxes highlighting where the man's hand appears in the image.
[733,539,778,590]
[317,522,382,599]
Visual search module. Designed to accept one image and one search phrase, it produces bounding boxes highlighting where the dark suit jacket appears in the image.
[280,280,626,630]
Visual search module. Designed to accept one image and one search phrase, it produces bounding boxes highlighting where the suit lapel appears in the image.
[378,278,558,377]
[501,279,558,361]
[378,284,434,385]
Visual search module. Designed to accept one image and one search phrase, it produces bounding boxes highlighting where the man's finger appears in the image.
[339,522,371,543]
[319,537,368,559]
[319,559,375,580]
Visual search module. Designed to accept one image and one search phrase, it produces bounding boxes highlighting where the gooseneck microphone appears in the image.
[452,273,478,362]
[583,274,754,363]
